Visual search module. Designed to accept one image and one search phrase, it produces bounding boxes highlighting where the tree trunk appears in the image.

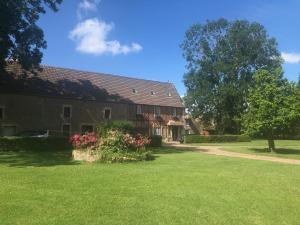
[268,139,275,152]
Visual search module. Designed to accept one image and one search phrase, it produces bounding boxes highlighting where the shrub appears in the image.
[149,135,162,147]
[100,130,150,152]
[98,120,135,136]
[0,137,71,152]
[98,130,152,162]
[100,130,129,152]
[70,128,153,163]
[69,132,97,149]
[184,135,251,143]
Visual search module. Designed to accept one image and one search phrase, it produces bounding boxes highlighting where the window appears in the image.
[62,124,71,136]
[2,125,17,136]
[154,106,160,117]
[132,88,137,94]
[136,105,142,115]
[150,90,155,96]
[104,108,111,120]
[153,127,161,135]
[0,107,4,120]
[167,91,172,97]
[172,107,177,117]
[63,105,72,118]
[81,125,94,134]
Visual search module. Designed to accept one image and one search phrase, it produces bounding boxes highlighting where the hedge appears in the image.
[184,135,251,143]
[149,135,162,147]
[0,137,71,152]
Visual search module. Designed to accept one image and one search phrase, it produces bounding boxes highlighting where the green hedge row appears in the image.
[0,137,71,152]
[184,135,251,143]
[149,135,162,147]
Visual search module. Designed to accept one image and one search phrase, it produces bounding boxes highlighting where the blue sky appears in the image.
[39,0,300,95]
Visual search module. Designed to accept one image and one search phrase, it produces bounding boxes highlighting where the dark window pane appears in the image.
[63,106,71,118]
[137,105,142,114]
[0,108,3,120]
[172,108,177,117]
[104,109,111,119]
[155,106,160,116]
[62,124,70,136]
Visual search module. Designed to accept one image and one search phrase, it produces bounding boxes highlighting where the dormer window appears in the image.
[150,90,155,96]
[167,91,172,97]
[132,88,137,94]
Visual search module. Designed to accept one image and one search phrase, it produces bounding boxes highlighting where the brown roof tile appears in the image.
[1,63,184,108]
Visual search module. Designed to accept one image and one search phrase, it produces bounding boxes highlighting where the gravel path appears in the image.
[165,142,300,165]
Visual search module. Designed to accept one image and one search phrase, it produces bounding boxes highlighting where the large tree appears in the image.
[181,18,282,134]
[0,0,62,71]
[242,69,300,151]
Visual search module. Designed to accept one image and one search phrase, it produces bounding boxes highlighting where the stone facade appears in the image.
[0,93,185,141]
[0,64,185,141]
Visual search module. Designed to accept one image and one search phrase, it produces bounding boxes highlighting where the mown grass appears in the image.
[0,145,300,225]
[191,140,300,160]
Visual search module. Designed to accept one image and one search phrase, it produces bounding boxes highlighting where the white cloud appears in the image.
[281,52,300,64]
[69,18,142,55]
[77,0,100,20]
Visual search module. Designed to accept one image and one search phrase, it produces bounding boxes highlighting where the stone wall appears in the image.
[0,93,185,138]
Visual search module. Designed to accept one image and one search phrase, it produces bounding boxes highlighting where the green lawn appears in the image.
[191,140,300,160]
[1,146,300,225]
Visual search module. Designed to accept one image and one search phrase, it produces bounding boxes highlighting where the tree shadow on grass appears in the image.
[250,148,300,155]
[0,150,80,168]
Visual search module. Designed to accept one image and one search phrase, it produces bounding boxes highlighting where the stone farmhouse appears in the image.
[0,63,187,141]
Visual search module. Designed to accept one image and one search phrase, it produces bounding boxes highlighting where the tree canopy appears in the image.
[242,69,300,151]
[181,18,282,134]
[0,0,63,71]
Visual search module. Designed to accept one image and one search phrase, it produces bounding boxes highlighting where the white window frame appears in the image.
[153,127,161,135]
[62,105,72,119]
[61,123,71,136]
[136,105,142,115]
[0,105,5,121]
[103,107,111,120]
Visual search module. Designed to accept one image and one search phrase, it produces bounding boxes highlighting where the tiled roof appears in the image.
[1,63,184,108]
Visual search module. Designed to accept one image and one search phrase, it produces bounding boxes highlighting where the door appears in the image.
[172,126,178,141]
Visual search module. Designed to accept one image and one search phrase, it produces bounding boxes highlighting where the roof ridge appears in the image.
[41,64,173,85]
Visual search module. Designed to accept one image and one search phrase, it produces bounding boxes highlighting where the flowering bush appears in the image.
[69,132,98,149]
[124,133,151,151]
[100,130,150,152]
[70,127,153,163]
[98,129,153,162]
